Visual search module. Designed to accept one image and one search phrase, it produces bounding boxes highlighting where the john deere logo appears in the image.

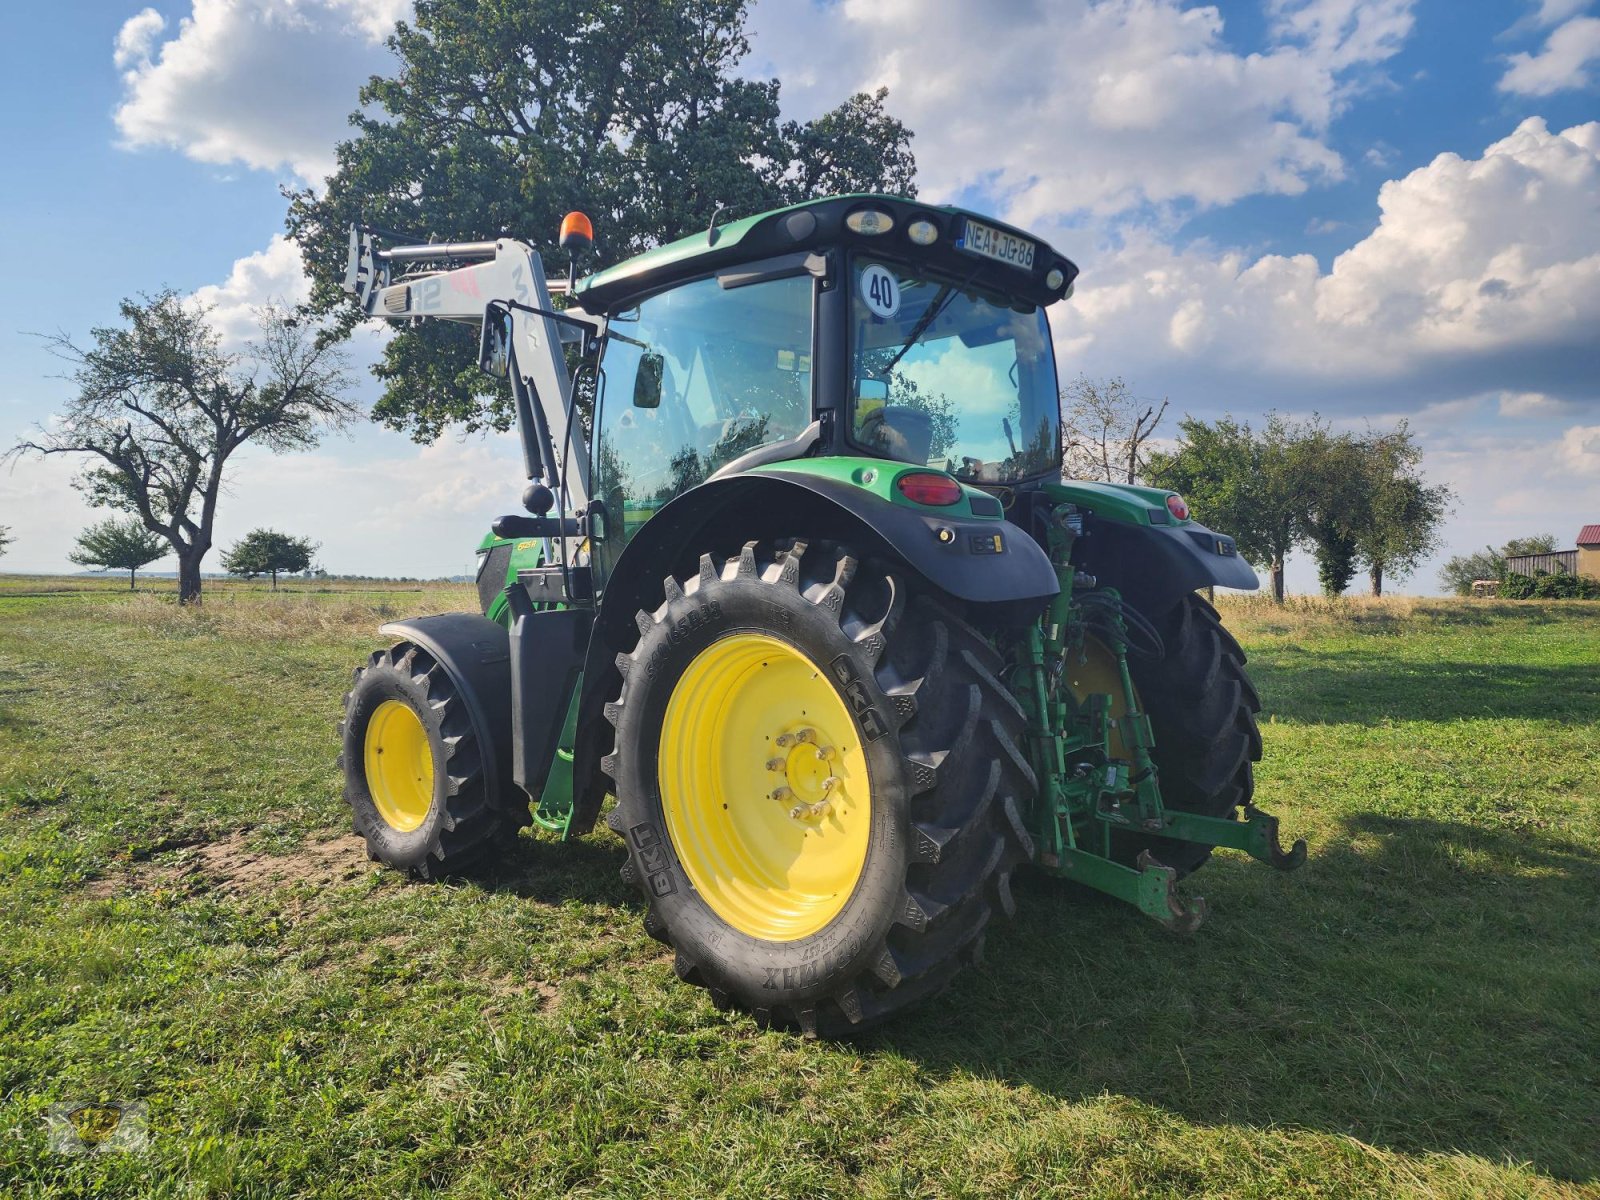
[46,1100,149,1155]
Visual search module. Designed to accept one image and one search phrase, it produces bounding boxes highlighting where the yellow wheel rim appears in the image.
[658,633,873,942]
[1066,636,1133,757]
[364,699,435,833]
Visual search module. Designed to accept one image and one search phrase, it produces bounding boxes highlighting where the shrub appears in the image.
[1500,570,1600,600]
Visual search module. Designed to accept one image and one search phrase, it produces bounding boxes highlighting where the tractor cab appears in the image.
[571,195,1078,581]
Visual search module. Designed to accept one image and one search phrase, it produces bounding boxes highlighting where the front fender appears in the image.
[378,613,514,801]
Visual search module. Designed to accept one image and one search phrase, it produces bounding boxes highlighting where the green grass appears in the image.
[0,588,1596,1198]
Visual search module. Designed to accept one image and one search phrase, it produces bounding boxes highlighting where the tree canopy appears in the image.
[69,517,167,589]
[6,293,355,602]
[1147,414,1452,600]
[222,529,318,589]
[286,0,917,442]
[1146,413,1317,602]
[0,526,10,558]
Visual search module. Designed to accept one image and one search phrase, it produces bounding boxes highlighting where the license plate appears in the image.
[958,218,1036,270]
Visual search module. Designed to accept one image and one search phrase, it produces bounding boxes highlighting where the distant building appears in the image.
[1504,525,1600,581]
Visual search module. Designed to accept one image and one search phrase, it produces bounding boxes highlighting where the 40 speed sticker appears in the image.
[859,264,901,318]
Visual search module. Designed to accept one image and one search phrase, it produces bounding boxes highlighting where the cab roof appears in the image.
[573,193,1078,315]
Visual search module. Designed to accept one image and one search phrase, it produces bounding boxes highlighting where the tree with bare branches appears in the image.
[1060,375,1169,483]
[6,292,356,603]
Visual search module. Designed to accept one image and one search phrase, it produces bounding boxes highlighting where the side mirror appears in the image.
[633,351,665,409]
[478,302,513,378]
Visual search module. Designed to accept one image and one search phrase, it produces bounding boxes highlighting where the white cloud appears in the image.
[1268,0,1416,73]
[1500,14,1600,95]
[1050,118,1600,411]
[749,0,1417,220]
[1497,390,1573,416]
[114,7,166,70]
[187,235,311,348]
[1531,0,1593,28]
[113,0,411,179]
[1558,423,1600,471]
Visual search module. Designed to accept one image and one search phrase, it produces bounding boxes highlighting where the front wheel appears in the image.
[604,540,1036,1036]
[339,641,514,879]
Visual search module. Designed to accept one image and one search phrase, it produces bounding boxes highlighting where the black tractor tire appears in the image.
[604,539,1036,1036]
[1120,592,1263,877]
[339,640,518,880]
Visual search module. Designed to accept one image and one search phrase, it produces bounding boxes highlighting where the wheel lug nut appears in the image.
[775,733,795,748]
[765,757,786,772]
[770,786,793,803]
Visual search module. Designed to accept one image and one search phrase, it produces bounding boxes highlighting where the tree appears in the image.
[1347,423,1453,596]
[1503,534,1560,557]
[1294,427,1367,596]
[0,526,10,558]
[285,0,917,442]
[6,293,355,603]
[1060,376,1169,483]
[1147,413,1320,602]
[1439,534,1557,596]
[68,517,167,589]
[222,529,317,590]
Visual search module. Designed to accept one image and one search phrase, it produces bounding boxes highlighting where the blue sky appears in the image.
[2,0,1597,592]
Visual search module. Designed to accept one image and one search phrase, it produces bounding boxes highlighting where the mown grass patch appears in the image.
[0,592,1595,1197]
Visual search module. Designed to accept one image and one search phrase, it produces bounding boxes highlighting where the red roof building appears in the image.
[1578,525,1600,547]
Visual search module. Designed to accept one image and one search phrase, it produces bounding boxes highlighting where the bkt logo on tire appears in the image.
[829,656,888,741]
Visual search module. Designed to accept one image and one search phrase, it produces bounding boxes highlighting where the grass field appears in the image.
[0,583,1596,1198]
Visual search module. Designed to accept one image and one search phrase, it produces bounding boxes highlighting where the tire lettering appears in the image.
[829,655,890,742]
[629,823,659,849]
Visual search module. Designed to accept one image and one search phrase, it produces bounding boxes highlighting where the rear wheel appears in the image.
[604,539,1036,1036]
[1120,593,1263,877]
[340,641,513,879]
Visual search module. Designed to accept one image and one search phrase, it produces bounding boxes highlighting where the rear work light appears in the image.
[897,472,963,506]
[1166,493,1190,521]
[845,207,895,235]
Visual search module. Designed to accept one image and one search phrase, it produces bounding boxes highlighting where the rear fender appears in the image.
[568,471,1060,833]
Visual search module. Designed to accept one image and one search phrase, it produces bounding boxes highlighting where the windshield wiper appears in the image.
[870,262,986,380]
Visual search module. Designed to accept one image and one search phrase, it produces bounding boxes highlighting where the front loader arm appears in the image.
[342,226,597,512]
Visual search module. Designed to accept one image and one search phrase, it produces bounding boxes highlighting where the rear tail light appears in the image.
[1166,493,1190,521]
[897,472,963,506]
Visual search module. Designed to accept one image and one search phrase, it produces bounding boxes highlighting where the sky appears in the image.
[0,0,1597,593]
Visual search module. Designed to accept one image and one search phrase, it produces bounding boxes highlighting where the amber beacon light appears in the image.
[559,211,594,253]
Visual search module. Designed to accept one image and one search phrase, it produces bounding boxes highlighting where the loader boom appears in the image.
[342,227,597,514]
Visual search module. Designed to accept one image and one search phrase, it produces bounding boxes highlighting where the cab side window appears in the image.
[593,272,813,551]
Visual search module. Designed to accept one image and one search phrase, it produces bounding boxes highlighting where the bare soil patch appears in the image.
[87,831,373,900]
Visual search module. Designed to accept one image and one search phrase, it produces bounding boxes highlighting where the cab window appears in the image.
[593,272,813,547]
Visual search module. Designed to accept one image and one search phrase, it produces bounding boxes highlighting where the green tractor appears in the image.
[338,195,1304,1036]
